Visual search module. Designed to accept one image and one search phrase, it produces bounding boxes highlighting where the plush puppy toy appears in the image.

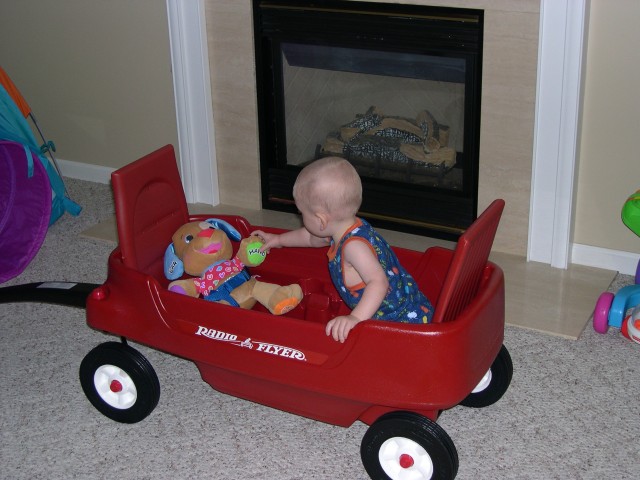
[164,218,302,315]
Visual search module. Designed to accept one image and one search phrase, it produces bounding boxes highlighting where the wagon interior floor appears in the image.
[81,201,616,340]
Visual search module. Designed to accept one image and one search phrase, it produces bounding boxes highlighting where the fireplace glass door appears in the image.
[254,0,483,239]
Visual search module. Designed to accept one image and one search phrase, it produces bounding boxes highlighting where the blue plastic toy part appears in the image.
[607,284,640,328]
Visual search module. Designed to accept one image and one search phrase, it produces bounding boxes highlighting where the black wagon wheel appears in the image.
[460,344,513,408]
[361,411,458,480]
[79,341,160,423]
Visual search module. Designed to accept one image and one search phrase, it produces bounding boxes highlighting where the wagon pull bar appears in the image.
[0,282,99,308]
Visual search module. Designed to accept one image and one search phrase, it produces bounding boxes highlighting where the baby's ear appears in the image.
[316,212,330,231]
[237,235,267,267]
[164,243,184,280]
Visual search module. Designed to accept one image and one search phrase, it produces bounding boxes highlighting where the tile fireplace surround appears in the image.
[205,0,540,256]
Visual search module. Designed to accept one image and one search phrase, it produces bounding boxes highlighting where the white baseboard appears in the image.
[572,243,639,275]
[57,158,114,184]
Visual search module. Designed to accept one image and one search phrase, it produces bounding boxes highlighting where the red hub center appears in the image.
[110,380,123,393]
[399,453,414,469]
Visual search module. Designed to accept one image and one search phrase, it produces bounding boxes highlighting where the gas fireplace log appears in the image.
[400,145,456,168]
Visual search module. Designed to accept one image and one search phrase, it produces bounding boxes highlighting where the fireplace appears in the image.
[253,0,483,240]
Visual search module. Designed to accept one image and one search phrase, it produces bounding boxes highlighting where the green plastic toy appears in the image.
[622,189,640,237]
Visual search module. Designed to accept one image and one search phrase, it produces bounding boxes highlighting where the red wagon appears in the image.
[1,145,511,480]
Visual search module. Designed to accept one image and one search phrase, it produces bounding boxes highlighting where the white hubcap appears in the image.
[379,437,434,479]
[472,369,492,393]
[94,364,137,409]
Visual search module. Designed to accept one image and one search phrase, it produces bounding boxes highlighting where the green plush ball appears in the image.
[246,241,267,266]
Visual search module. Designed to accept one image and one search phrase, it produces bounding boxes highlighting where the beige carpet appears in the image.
[1,179,638,480]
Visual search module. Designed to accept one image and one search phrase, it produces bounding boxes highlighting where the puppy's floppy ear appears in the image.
[164,243,184,280]
[206,218,241,241]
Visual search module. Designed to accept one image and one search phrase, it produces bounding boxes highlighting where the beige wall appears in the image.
[207,0,540,256]
[1,1,637,258]
[574,0,640,255]
[0,0,178,170]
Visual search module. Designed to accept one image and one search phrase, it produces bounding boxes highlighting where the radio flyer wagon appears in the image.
[0,145,512,480]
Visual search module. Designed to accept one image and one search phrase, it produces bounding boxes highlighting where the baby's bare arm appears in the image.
[325,241,389,342]
[343,240,389,321]
[250,230,281,251]
[252,227,329,252]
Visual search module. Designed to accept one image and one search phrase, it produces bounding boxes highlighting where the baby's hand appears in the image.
[325,315,362,343]
[251,230,280,252]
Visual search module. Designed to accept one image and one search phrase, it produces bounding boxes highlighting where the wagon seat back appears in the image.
[429,199,505,323]
[111,145,189,280]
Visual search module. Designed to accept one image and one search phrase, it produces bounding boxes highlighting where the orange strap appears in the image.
[0,66,31,117]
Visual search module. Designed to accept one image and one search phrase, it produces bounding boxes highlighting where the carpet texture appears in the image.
[1,179,638,479]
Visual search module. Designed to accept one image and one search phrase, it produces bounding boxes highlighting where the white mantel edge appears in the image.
[528,0,589,269]
[166,0,219,206]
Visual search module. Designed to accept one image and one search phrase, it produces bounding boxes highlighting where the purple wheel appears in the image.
[635,258,639,285]
[593,292,614,334]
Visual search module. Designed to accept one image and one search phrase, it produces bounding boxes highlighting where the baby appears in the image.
[253,156,433,342]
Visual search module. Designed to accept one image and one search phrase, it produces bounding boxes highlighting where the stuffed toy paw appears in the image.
[163,218,302,315]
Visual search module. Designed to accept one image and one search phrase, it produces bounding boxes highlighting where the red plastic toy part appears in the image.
[625,306,640,344]
[110,144,189,277]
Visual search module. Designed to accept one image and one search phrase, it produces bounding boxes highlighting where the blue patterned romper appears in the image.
[327,218,433,324]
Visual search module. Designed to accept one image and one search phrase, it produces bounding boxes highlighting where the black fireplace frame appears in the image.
[253,0,483,240]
